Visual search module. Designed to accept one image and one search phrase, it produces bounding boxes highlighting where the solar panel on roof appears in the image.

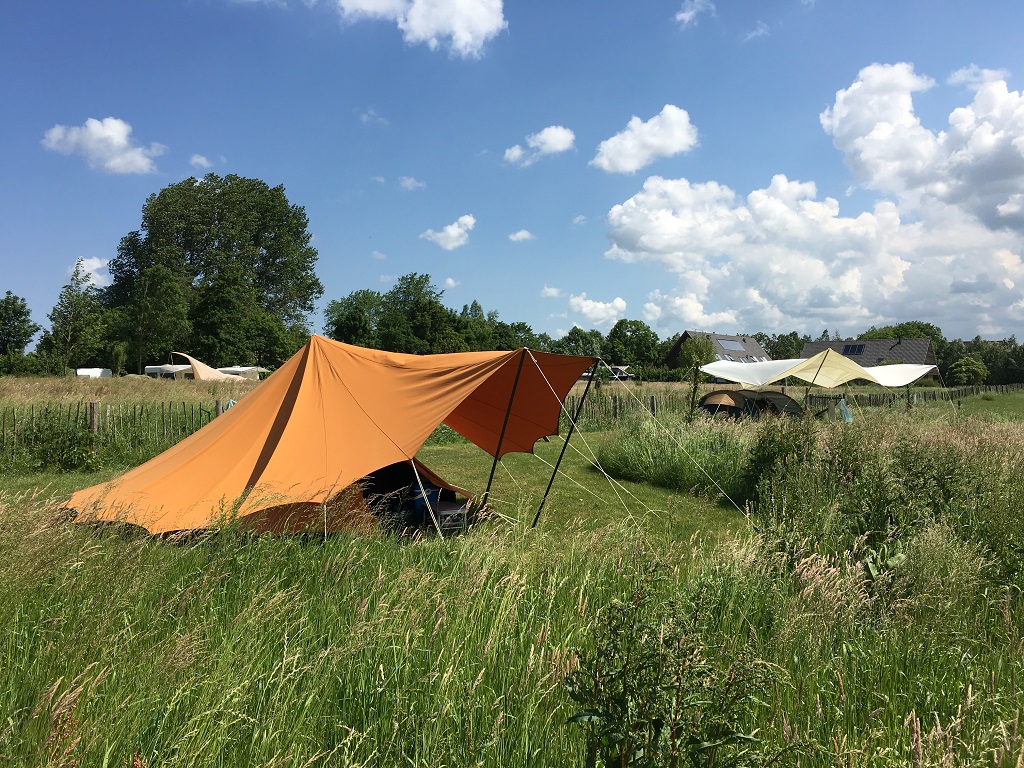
[718,339,745,351]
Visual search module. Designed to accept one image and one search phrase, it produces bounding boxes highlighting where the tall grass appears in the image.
[595,413,752,502]
[3,386,1024,765]
[2,484,1020,765]
[0,493,677,766]
[0,375,256,406]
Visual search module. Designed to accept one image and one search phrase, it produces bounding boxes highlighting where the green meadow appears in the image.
[1,380,1022,766]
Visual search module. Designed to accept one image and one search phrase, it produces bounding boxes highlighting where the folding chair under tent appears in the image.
[69,336,596,535]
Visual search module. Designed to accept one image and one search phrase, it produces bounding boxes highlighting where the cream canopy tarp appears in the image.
[702,349,935,389]
[70,336,595,533]
[171,352,245,382]
[860,363,937,388]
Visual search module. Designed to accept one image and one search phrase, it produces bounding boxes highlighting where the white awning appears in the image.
[702,349,935,389]
[861,364,936,388]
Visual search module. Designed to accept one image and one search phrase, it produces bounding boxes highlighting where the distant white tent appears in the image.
[217,365,268,380]
[76,368,112,378]
[144,354,252,381]
[702,349,936,389]
[144,364,192,379]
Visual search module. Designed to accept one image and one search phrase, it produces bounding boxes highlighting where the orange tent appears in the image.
[69,336,595,534]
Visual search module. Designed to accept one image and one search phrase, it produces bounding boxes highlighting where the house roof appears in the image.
[664,331,771,367]
[799,338,936,367]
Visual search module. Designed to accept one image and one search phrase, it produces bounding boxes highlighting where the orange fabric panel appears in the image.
[445,350,594,457]
[68,337,594,534]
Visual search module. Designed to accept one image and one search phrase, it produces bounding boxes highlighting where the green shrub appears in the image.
[1,410,101,472]
[565,567,785,767]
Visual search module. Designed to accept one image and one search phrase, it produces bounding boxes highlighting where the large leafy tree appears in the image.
[457,301,493,351]
[752,331,809,360]
[324,289,385,348]
[325,274,462,354]
[604,319,659,367]
[0,291,40,355]
[949,354,988,385]
[491,320,538,351]
[554,327,604,358]
[676,335,715,422]
[104,174,323,368]
[108,263,191,373]
[38,259,106,374]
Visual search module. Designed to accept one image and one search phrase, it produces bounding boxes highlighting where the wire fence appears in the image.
[805,383,1024,411]
[2,383,1021,454]
[0,400,230,447]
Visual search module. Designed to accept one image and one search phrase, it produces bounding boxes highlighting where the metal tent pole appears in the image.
[480,350,527,508]
[532,360,597,529]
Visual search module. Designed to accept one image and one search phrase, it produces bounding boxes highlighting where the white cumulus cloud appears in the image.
[948,64,1010,89]
[598,61,1024,339]
[822,62,1024,233]
[568,292,627,326]
[360,107,389,125]
[508,229,534,242]
[444,277,460,289]
[505,125,575,167]
[190,154,212,169]
[420,214,476,250]
[541,284,562,298]
[42,117,166,174]
[743,20,769,42]
[675,0,713,27]
[399,176,426,190]
[71,257,110,287]
[591,105,698,174]
[336,0,506,58]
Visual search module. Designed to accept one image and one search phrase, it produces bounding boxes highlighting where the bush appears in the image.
[2,410,101,472]
[565,568,784,768]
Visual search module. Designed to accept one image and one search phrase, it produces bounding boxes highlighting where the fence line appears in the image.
[805,382,1024,411]
[2,383,1022,446]
[571,382,1024,425]
[0,400,226,447]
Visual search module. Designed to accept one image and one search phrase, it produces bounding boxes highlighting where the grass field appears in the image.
[1,378,1023,766]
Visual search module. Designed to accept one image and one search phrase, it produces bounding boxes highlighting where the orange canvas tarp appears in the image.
[69,336,594,533]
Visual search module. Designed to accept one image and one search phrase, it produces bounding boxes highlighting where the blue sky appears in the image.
[4,0,1024,344]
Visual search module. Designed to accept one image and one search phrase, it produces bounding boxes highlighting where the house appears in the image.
[799,338,937,370]
[663,331,772,368]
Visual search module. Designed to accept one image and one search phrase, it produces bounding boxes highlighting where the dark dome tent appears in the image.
[699,389,803,419]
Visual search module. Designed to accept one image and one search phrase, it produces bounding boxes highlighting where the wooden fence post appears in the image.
[88,401,100,434]
[215,400,223,417]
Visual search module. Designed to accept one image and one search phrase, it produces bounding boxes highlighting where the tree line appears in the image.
[2,174,1020,386]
